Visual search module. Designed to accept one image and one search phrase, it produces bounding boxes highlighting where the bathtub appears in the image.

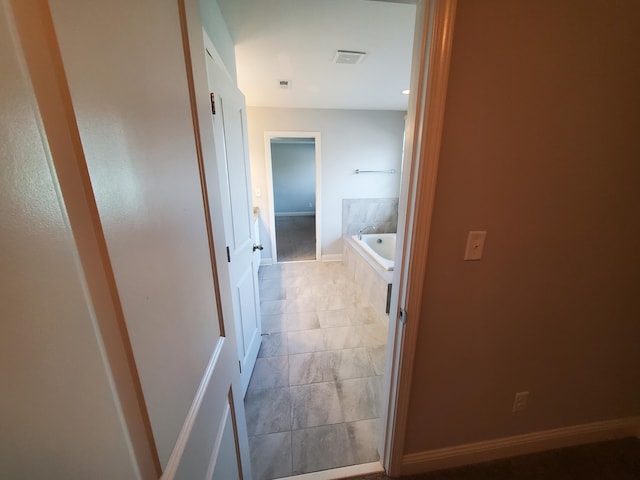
[343,234,395,325]
[351,233,395,271]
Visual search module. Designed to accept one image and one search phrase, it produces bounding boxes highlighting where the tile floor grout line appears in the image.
[245,417,381,439]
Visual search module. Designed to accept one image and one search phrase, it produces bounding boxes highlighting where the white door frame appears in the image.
[381,0,457,476]
[264,131,322,264]
[191,0,455,476]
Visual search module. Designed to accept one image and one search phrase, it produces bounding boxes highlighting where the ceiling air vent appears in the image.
[332,50,367,65]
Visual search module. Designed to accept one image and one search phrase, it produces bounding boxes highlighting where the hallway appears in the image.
[245,261,388,479]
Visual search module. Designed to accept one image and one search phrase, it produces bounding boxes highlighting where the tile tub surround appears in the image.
[246,261,388,480]
[342,198,399,237]
[343,236,393,327]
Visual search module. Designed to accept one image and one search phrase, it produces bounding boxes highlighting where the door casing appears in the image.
[381,0,457,475]
[264,131,322,264]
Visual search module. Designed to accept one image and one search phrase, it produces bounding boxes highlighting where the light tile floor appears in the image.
[246,261,388,480]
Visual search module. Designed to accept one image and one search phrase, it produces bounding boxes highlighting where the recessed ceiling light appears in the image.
[402,89,410,95]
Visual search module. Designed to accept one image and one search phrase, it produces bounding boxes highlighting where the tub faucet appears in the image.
[358,224,375,240]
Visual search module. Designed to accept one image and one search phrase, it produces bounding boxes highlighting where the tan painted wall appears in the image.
[405,0,640,453]
[0,6,140,477]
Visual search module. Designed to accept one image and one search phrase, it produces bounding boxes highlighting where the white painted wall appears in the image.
[200,0,237,83]
[0,8,140,477]
[271,142,316,214]
[248,107,406,259]
[49,0,223,468]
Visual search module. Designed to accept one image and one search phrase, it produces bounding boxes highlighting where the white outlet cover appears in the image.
[464,231,487,261]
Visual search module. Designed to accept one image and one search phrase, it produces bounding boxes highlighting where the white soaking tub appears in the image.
[351,233,395,271]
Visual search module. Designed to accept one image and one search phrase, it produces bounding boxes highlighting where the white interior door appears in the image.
[204,39,262,396]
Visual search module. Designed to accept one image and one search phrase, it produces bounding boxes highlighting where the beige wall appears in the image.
[48,0,223,467]
[247,107,406,259]
[405,0,640,453]
[0,6,141,477]
[2,0,240,476]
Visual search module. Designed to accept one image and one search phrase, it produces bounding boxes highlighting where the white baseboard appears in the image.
[260,258,273,266]
[401,416,640,476]
[275,212,315,217]
[321,254,343,263]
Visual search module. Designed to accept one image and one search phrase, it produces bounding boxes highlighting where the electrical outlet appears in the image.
[512,391,529,412]
[464,231,487,260]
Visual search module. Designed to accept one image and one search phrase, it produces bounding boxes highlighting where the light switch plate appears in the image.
[464,231,487,260]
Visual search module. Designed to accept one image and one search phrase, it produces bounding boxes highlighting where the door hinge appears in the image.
[399,308,407,325]
[238,360,242,373]
[210,92,216,115]
[226,246,231,263]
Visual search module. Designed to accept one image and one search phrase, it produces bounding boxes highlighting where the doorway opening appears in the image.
[265,132,322,264]
[248,111,407,479]
[229,0,428,476]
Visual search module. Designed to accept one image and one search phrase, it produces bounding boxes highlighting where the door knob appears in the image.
[253,243,264,252]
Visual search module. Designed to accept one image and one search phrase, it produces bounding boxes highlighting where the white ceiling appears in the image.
[217,0,416,111]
